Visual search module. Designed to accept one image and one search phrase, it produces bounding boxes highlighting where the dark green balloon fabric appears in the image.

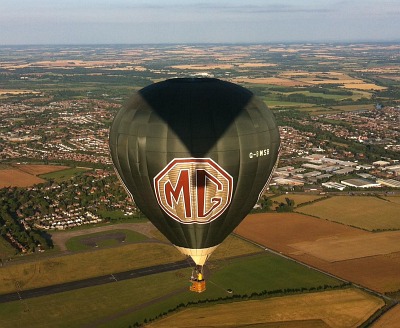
[109,78,280,249]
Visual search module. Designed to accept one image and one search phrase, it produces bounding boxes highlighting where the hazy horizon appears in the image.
[1,0,399,45]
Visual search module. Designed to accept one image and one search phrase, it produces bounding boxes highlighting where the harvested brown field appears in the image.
[170,64,234,70]
[148,288,384,328]
[235,213,400,293]
[296,196,400,231]
[237,63,277,68]
[382,196,400,205]
[235,212,368,254]
[289,231,400,262]
[371,304,400,328]
[277,71,386,90]
[342,83,386,90]
[324,253,400,293]
[14,164,69,175]
[0,89,40,95]
[0,169,45,187]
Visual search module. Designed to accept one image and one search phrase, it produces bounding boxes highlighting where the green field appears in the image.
[264,100,315,108]
[65,229,149,251]
[0,270,188,328]
[296,196,400,231]
[0,252,344,328]
[39,167,92,182]
[109,253,344,328]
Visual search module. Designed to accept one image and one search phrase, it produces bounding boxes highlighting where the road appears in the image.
[0,259,193,304]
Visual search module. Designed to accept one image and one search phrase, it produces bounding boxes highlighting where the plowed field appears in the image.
[15,164,69,175]
[372,304,400,328]
[235,213,400,293]
[0,169,45,187]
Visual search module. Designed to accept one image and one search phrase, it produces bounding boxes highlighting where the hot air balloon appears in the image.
[109,78,280,292]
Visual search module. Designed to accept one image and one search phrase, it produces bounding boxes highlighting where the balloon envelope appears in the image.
[109,78,280,265]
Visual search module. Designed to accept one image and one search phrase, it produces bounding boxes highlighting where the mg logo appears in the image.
[154,158,233,224]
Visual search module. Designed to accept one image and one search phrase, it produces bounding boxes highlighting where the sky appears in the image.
[1,0,399,45]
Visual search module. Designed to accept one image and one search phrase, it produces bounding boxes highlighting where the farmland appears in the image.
[0,164,70,187]
[39,167,92,182]
[0,270,188,328]
[0,237,351,328]
[14,164,69,175]
[0,169,45,187]
[235,212,400,293]
[1,42,399,326]
[289,231,400,262]
[372,305,400,328]
[296,196,400,231]
[148,289,383,328]
[0,227,264,295]
[0,243,185,294]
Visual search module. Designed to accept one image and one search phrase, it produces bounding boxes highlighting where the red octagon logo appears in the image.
[154,158,233,224]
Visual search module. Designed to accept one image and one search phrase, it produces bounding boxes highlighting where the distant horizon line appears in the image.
[1,40,400,47]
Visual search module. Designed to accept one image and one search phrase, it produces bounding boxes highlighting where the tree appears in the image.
[276,198,295,212]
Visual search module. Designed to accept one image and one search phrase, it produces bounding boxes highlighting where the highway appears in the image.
[0,259,192,304]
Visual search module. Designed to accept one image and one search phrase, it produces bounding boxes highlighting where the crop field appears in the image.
[208,252,341,294]
[39,167,92,182]
[372,305,400,328]
[233,77,305,87]
[65,229,149,251]
[0,243,185,294]
[289,231,400,262]
[235,212,368,254]
[148,289,384,328]
[278,71,386,91]
[383,196,400,205]
[293,89,371,101]
[296,196,400,231]
[235,212,400,293]
[320,252,400,293]
[0,168,45,187]
[264,100,314,108]
[170,64,234,70]
[14,164,70,175]
[209,234,263,260]
[0,89,40,95]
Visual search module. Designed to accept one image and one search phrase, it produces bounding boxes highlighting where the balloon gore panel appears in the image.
[109,78,280,250]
